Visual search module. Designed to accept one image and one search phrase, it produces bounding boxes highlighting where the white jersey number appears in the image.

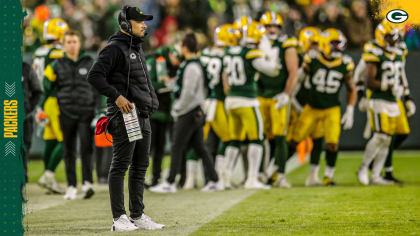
[223,55,246,86]
[201,56,222,89]
[381,61,402,87]
[312,68,343,94]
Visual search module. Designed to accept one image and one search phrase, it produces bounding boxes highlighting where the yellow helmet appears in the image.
[259,11,283,27]
[319,28,346,58]
[375,19,399,48]
[299,27,320,53]
[242,22,266,45]
[233,16,254,30]
[43,18,69,41]
[214,24,239,47]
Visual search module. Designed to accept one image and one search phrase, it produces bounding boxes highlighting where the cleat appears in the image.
[357,167,369,186]
[322,177,336,186]
[370,176,393,185]
[130,214,164,230]
[305,175,322,186]
[111,214,138,232]
[149,181,177,193]
[201,181,224,192]
[273,175,291,188]
[244,179,271,189]
[383,172,404,185]
[63,186,77,200]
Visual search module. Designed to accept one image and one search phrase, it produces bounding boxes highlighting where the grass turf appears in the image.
[24,152,420,235]
[192,153,420,236]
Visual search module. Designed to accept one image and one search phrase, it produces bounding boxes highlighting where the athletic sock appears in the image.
[186,150,200,161]
[310,138,323,165]
[224,142,240,175]
[274,136,288,174]
[309,164,319,177]
[361,134,382,169]
[287,145,296,159]
[371,134,392,179]
[47,142,63,172]
[384,134,408,170]
[325,150,338,178]
[247,143,263,180]
[43,140,58,169]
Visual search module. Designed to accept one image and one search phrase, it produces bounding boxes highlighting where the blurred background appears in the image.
[21,0,420,156]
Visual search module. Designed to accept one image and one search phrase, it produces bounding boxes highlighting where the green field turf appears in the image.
[24,151,420,235]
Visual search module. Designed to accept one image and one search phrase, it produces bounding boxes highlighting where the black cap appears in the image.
[126,7,153,22]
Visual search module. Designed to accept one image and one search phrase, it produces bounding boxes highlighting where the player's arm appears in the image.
[35,62,57,123]
[222,71,229,95]
[282,47,299,96]
[344,71,357,107]
[249,49,279,77]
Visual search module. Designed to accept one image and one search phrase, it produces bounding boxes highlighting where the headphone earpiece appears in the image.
[120,6,132,34]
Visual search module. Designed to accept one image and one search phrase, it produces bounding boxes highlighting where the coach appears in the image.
[87,6,162,232]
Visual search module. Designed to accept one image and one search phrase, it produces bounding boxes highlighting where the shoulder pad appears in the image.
[227,46,242,55]
[362,52,380,63]
[202,47,210,55]
[34,46,50,57]
[344,55,355,71]
[282,37,298,48]
[245,49,264,59]
[363,42,383,56]
[49,49,64,59]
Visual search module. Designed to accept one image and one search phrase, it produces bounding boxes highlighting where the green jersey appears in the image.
[224,46,264,98]
[33,44,64,86]
[362,41,405,102]
[304,51,354,109]
[200,47,225,101]
[258,36,298,98]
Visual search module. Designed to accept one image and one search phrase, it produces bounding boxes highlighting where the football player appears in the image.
[257,11,299,188]
[291,28,356,186]
[33,18,69,194]
[182,24,238,190]
[288,26,325,186]
[357,20,411,185]
[223,22,279,189]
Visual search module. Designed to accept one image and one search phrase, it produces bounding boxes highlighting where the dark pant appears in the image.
[108,114,151,219]
[95,146,113,182]
[150,119,170,185]
[60,114,94,187]
[167,107,218,184]
[23,117,34,183]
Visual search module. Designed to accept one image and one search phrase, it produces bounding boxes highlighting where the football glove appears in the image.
[274,92,290,109]
[341,105,354,130]
[406,99,416,117]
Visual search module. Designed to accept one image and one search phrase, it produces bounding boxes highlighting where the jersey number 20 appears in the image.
[224,56,246,86]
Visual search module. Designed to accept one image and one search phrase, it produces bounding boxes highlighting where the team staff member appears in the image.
[87,6,163,232]
[22,62,43,183]
[44,30,96,200]
[150,33,223,193]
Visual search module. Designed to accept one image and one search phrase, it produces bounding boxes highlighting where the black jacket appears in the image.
[87,31,158,117]
[53,53,96,118]
[22,62,42,118]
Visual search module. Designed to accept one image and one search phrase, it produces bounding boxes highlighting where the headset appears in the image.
[119,6,132,35]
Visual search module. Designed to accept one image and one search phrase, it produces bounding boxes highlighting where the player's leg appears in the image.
[210,101,230,181]
[184,149,199,190]
[322,106,341,186]
[384,100,410,183]
[243,106,269,189]
[306,134,324,186]
[223,108,243,188]
[271,102,291,188]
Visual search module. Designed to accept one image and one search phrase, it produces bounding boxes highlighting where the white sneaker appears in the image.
[130,214,165,230]
[201,181,224,192]
[38,172,48,189]
[371,176,394,185]
[63,186,77,200]
[357,167,369,186]
[305,175,322,186]
[244,178,271,190]
[273,176,291,188]
[81,181,95,199]
[48,179,65,194]
[149,181,177,193]
[111,214,138,232]
[183,176,195,190]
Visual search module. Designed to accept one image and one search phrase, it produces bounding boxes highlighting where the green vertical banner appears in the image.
[0,1,25,236]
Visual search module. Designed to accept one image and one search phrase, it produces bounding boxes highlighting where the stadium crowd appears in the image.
[22,0,417,219]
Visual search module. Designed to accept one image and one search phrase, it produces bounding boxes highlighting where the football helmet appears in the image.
[242,22,266,45]
[214,24,239,47]
[43,18,69,41]
[375,19,399,50]
[259,11,283,27]
[319,28,346,58]
[299,27,320,53]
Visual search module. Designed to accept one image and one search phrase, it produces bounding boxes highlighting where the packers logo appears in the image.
[386,9,408,23]
[79,68,88,75]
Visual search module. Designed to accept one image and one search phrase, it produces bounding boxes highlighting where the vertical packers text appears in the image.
[4,100,18,138]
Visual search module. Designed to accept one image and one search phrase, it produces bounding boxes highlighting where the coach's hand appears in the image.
[115,95,134,114]
[341,105,354,130]
[406,99,416,117]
